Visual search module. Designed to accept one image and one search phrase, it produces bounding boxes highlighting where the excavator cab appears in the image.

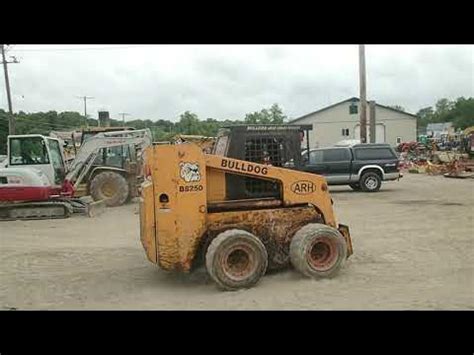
[0,134,89,220]
[5,135,67,192]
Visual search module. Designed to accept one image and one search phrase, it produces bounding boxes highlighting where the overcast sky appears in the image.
[1,45,472,122]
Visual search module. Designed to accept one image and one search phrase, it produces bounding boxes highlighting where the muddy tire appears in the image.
[290,223,347,279]
[206,229,268,291]
[89,171,129,207]
[349,183,361,191]
[360,171,382,192]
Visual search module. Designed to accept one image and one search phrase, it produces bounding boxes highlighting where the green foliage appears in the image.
[0,108,246,154]
[176,111,202,135]
[0,110,9,154]
[416,97,474,131]
[2,98,472,155]
[244,104,287,124]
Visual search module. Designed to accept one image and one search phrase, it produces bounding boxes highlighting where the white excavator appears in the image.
[0,129,152,221]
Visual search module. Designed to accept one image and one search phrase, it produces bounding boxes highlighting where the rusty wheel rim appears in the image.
[308,237,338,272]
[222,245,256,281]
[101,181,117,198]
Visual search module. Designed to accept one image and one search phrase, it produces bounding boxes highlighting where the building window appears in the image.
[396,137,402,144]
[349,103,358,115]
[341,128,350,137]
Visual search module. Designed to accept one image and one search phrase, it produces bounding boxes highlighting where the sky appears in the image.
[1,45,473,123]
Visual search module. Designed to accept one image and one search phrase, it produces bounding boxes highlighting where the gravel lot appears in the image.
[1,174,473,310]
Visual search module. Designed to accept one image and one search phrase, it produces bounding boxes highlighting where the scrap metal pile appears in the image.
[397,141,474,178]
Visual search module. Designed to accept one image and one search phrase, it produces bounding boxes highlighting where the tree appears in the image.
[416,97,474,132]
[0,110,8,154]
[176,111,202,135]
[416,106,435,131]
[450,97,474,129]
[244,104,287,124]
[200,118,221,137]
[434,98,454,119]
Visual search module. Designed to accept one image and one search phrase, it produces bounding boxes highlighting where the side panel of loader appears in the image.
[149,144,208,271]
[139,180,157,264]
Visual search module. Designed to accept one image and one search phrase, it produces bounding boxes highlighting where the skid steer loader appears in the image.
[139,142,353,291]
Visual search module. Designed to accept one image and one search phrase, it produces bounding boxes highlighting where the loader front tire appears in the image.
[206,229,268,291]
[90,171,129,207]
[290,223,347,279]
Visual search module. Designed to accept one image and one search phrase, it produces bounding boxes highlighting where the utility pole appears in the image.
[1,44,20,135]
[369,100,376,143]
[76,96,94,127]
[358,44,367,143]
[118,112,130,125]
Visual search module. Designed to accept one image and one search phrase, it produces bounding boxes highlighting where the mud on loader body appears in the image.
[139,143,353,290]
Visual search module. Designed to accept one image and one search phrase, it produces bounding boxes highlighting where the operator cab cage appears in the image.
[213,124,313,168]
[212,124,313,200]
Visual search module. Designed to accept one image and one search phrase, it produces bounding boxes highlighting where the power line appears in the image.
[11,45,151,52]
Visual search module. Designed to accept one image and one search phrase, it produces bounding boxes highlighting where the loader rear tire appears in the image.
[290,223,347,279]
[206,229,268,291]
[90,171,129,207]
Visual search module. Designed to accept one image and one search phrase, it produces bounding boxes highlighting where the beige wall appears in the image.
[295,101,417,148]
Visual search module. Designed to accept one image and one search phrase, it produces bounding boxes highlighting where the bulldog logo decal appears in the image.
[179,162,201,183]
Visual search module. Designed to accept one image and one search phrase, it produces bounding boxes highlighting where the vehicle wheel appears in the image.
[89,171,129,207]
[360,171,382,192]
[206,229,268,291]
[290,223,347,279]
[349,183,361,191]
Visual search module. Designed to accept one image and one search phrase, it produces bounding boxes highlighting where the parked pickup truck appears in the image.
[302,143,402,192]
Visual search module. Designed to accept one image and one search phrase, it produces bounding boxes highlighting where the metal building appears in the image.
[290,97,417,148]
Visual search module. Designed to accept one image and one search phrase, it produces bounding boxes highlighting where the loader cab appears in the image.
[212,124,313,199]
[7,135,67,187]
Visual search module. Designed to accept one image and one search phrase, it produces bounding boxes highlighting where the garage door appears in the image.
[354,124,386,143]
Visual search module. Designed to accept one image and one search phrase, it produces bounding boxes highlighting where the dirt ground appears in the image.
[1,174,473,310]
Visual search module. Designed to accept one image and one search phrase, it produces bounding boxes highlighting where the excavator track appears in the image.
[0,201,72,221]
